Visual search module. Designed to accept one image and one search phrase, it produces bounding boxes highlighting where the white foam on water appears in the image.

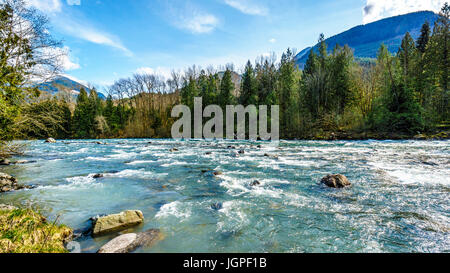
[155,201,191,221]
[216,200,250,232]
[107,150,139,159]
[81,156,111,162]
[104,169,167,179]
[126,160,155,165]
[39,175,101,191]
[368,161,450,185]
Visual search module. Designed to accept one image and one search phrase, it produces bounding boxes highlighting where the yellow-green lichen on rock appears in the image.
[0,206,72,253]
[93,210,144,236]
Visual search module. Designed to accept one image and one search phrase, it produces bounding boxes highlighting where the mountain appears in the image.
[295,11,439,68]
[36,76,106,100]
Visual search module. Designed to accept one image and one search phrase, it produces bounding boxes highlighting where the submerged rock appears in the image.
[92,210,144,236]
[0,158,10,165]
[92,174,104,179]
[213,171,223,176]
[321,174,351,188]
[238,150,245,154]
[170,148,179,152]
[250,180,261,186]
[14,160,35,165]
[210,202,223,210]
[45,138,56,143]
[97,229,163,253]
[0,172,33,193]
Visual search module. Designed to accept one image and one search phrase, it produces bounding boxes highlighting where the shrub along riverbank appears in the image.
[0,205,72,253]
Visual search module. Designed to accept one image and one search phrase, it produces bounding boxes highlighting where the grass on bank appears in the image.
[0,208,72,253]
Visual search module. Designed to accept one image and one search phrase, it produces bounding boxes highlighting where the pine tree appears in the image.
[239,61,258,106]
[417,22,431,53]
[278,48,300,138]
[398,32,417,82]
[219,69,235,109]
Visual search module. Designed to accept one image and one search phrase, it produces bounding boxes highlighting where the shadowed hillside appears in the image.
[295,11,439,68]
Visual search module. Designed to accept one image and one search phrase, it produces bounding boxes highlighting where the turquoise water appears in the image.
[0,139,449,253]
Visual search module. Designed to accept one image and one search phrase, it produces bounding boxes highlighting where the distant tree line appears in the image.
[1,0,449,144]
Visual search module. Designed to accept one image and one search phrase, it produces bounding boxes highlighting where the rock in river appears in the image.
[321,174,351,188]
[45,138,56,143]
[0,172,33,193]
[92,210,144,236]
[97,229,163,253]
[0,158,10,165]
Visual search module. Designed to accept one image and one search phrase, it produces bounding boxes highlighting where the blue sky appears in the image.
[27,0,446,88]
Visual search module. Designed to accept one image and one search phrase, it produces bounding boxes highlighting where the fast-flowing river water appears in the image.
[0,139,449,253]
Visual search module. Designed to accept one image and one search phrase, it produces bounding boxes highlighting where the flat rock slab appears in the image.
[97,229,163,253]
[93,210,144,236]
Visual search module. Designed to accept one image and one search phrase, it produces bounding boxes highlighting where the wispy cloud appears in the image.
[27,0,62,13]
[165,1,219,34]
[363,0,446,24]
[135,67,173,79]
[27,0,132,56]
[57,46,80,71]
[58,18,133,56]
[223,0,268,16]
[66,0,81,6]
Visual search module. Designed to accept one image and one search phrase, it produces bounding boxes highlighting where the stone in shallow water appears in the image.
[45,138,56,143]
[0,158,10,165]
[97,229,163,253]
[92,210,144,236]
[321,174,351,188]
[210,202,223,210]
[92,173,104,179]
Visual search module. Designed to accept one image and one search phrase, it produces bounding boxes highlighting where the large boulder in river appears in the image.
[97,229,163,253]
[321,174,351,188]
[0,158,10,165]
[92,210,144,236]
[0,172,17,192]
[45,138,56,143]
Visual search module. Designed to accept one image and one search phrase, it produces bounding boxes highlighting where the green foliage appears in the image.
[239,61,258,106]
[0,208,72,253]
[219,69,235,108]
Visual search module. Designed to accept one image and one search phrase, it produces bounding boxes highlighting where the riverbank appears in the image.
[0,205,72,253]
[301,130,450,141]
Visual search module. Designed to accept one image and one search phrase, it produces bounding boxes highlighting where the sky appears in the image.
[26,0,447,88]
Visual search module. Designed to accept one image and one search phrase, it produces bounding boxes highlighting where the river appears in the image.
[0,139,449,253]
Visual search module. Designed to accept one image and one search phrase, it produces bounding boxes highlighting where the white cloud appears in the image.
[224,0,268,16]
[28,0,131,56]
[183,14,219,34]
[135,67,173,80]
[66,0,81,5]
[269,38,276,43]
[363,0,446,24]
[27,0,62,13]
[56,17,133,56]
[59,46,80,71]
[166,2,219,34]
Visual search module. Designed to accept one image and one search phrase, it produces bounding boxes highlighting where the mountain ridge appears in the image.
[295,11,440,68]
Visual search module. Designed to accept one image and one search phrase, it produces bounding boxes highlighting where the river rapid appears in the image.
[0,139,449,253]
